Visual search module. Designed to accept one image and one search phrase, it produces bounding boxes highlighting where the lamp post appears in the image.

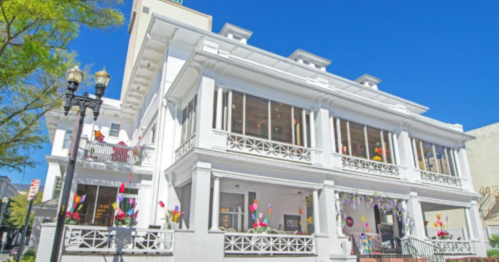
[50,66,110,262]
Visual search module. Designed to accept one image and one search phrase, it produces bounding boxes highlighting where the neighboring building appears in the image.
[0,176,19,199]
[12,183,45,195]
[35,0,487,261]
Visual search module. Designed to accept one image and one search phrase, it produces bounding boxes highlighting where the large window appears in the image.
[62,130,73,149]
[75,184,138,227]
[110,123,120,137]
[215,90,311,147]
[411,138,457,176]
[334,117,395,164]
[181,95,197,143]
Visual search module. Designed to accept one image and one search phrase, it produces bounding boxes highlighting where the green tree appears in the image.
[0,0,124,172]
[9,191,42,230]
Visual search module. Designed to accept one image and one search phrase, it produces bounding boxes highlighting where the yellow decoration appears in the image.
[361,215,365,222]
[433,222,438,227]
[268,208,272,214]
[307,216,314,225]
[372,155,382,161]
[112,203,117,210]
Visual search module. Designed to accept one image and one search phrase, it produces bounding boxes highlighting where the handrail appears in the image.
[419,169,464,189]
[342,154,401,177]
[84,141,143,166]
[405,237,445,262]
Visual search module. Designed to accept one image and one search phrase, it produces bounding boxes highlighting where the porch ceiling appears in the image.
[421,201,466,212]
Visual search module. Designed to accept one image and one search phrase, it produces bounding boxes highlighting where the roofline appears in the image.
[149,14,429,113]
[168,48,474,140]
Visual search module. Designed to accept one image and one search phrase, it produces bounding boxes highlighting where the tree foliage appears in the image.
[9,191,42,229]
[0,0,124,172]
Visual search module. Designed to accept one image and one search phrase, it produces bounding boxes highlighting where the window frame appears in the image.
[62,129,73,149]
[52,176,63,199]
[410,137,458,177]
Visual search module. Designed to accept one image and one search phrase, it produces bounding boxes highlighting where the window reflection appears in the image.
[293,107,304,146]
[366,126,382,161]
[349,121,367,159]
[271,101,292,144]
[231,91,244,134]
[245,95,269,139]
[411,138,457,176]
[339,119,349,155]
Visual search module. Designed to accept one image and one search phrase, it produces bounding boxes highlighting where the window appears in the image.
[151,125,156,143]
[75,184,138,226]
[52,177,63,199]
[217,90,311,147]
[335,117,396,164]
[411,138,457,176]
[110,123,120,137]
[219,193,244,232]
[181,95,197,143]
[63,130,73,149]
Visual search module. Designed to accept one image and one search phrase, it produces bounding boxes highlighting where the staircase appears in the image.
[351,235,444,262]
[479,185,499,221]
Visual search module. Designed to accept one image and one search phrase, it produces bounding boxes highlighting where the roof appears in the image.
[33,198,58,210]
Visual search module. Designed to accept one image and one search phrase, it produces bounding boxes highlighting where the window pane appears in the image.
[333,117,338,153]
[447,148,456,176]
[271,101,292,144]
[413,139,425,170]
[191,95,197,135]
[422,141,437,172]
[366,126,382,162]
[76,185,98,225]
[231,91,244,134]
[306,114,311,148]
[181,108,188,143]
[93,186,118,227]
[63,130,73,149]
[340,119,348,154]
[220,193,244,231]
[213,90,217,129]
[245,95,268,139]
[435,145,450,175]
[110,124,120,137]
[382,131,393,164]
[186,100,194,139]
[349,122,367,159]
[52,177,62,199]
[293,107,304,146]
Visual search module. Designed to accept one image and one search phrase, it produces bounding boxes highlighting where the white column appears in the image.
[335,192,345,237]
[310,110,316,148]
[453,149,463,177]
[464,207,475,240]
[392,132,400,164]
[227,90,233,132]
[330,116,336,152]
[302,108,308,148]
[313,189,321,234]
[215,86,223,130]
[211,176,221,230]
[336,118,342,154]
[402,200,410,237]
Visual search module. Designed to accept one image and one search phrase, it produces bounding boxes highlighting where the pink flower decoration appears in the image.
[253,203,258,210]
[249,205,255,213]
[365,222,369,228]
[259,212,263,219]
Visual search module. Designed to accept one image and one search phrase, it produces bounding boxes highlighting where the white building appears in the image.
[0,176,19,199]
[36,0,487,261]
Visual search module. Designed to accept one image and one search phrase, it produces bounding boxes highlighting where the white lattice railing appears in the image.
[227,134,312,163]
[175,135,196,160]
[420,170,463,189]
[341,155,400,177]
[63,226,174,254]
[432,240,473,255]
[224,232,315,255]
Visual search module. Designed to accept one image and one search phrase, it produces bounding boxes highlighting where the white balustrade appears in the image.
[420,170,463,189]
[341,155,400,177]
[432,240,473,255]
[175,135,196,160]
[63,226,174,254]
[84,141,148,166]
[224,232,315,255]
[227,134,312,163]
[140,145,156,166]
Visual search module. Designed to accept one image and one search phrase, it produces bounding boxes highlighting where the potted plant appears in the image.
[158,201,185,230]
[65,193,86,225]
[433,214,452,240]
[249,199,272,233]
[112,181,139,248]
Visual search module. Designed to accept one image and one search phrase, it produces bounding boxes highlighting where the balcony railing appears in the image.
[432,240,473,255]
[227,134,312,163]
[175,135,196,160]
[84,141,145,166]
[341,155,400,178]
[224,232,315,255]
[63,225,174,254]
[420,170,463,189]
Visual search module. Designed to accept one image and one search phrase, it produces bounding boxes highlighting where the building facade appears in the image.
[0,176,19,199]
[36,0,487,261]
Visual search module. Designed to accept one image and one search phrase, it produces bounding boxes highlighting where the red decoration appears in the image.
[120,183,125,193]
[346,216,354,227]
[158,201,165,208]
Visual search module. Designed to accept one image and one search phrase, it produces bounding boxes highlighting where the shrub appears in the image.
[488,249,499,258]
[490,234,499,249]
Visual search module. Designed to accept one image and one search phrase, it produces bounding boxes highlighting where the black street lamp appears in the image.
[50,66,110,262]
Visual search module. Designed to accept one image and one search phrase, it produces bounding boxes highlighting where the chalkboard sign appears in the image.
[284,215,301,231]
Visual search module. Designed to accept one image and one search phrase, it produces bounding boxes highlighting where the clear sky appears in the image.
[4,0,499,185]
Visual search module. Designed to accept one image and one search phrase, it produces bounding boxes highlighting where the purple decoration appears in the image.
[129,198,134,205]
[251,213,256,220]
[81,195,86,203]
[174,206,179,212]
[267,203,271,211]
[118,194,123,202]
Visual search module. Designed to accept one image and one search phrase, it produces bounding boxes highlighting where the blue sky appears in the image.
[5,0,499,184]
